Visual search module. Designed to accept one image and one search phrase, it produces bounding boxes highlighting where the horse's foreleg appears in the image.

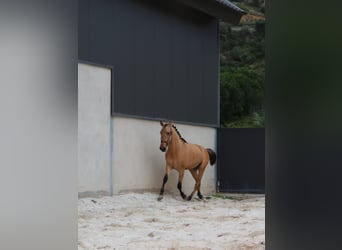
[158,166,171,201]
[177,169,187,200]
[157,174,168,201]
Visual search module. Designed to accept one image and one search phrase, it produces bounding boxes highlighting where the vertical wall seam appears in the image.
[109,69,114,196]
[109,117,113,196]
[217,19,220,127]
[216,19,220,193]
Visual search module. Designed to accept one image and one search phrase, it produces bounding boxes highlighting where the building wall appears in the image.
[78,63,217,197]
[78,63,112,196]
[112,116,217,195]
[79,0,219,126]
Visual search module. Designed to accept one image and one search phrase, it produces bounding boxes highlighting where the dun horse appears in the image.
[158,121,216,201]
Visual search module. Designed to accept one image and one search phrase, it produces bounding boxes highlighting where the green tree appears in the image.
[219,2,265,127]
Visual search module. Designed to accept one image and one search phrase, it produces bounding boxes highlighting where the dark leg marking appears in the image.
[158,174,168,201]
[160,174,168,194]
[162,174,168,184]
[177,182,187,200]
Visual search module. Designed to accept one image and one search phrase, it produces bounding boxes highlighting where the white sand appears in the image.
[78,192,265,250]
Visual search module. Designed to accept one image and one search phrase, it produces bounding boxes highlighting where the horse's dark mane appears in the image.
[172,125,187,143]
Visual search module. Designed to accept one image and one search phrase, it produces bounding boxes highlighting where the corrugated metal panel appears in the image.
[218,128,265,193]
[79,0,220,126]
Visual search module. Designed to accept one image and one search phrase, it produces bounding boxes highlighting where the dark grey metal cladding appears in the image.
[79,0,219,126]
[217,128,265,193]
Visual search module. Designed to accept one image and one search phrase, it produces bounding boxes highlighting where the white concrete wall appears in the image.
[112,117,217,195]
[78,63,111,196]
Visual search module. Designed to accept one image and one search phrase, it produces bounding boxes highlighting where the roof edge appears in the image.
[177,0,247,24]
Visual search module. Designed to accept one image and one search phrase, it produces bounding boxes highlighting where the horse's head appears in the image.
[159,121,174,152]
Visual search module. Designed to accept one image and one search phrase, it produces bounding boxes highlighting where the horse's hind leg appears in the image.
[177,169,187,200]
[196,166,207,199]
[196,166,208,200]
[187,168,200,201]
[197,182,203,199]
[188,166,207,201]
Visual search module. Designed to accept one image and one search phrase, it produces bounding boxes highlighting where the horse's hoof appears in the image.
[187,196,192,201]
[157,196,163,201]
[198,194,203,199]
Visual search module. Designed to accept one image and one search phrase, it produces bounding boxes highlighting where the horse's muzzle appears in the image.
[160,141,168,152]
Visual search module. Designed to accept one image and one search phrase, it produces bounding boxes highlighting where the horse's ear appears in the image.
[160,121,164,127]
[170,121,174,126]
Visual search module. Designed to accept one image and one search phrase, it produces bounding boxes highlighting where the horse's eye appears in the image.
[167,132,170,135]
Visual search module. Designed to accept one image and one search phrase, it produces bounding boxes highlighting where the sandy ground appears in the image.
[78,192,265,250]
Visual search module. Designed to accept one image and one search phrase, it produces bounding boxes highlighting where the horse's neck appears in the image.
[168,129,183,151]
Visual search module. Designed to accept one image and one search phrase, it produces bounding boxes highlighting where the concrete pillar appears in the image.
[78,63,111,196]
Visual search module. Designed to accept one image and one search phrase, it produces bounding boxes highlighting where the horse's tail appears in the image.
[206,148,217,165]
